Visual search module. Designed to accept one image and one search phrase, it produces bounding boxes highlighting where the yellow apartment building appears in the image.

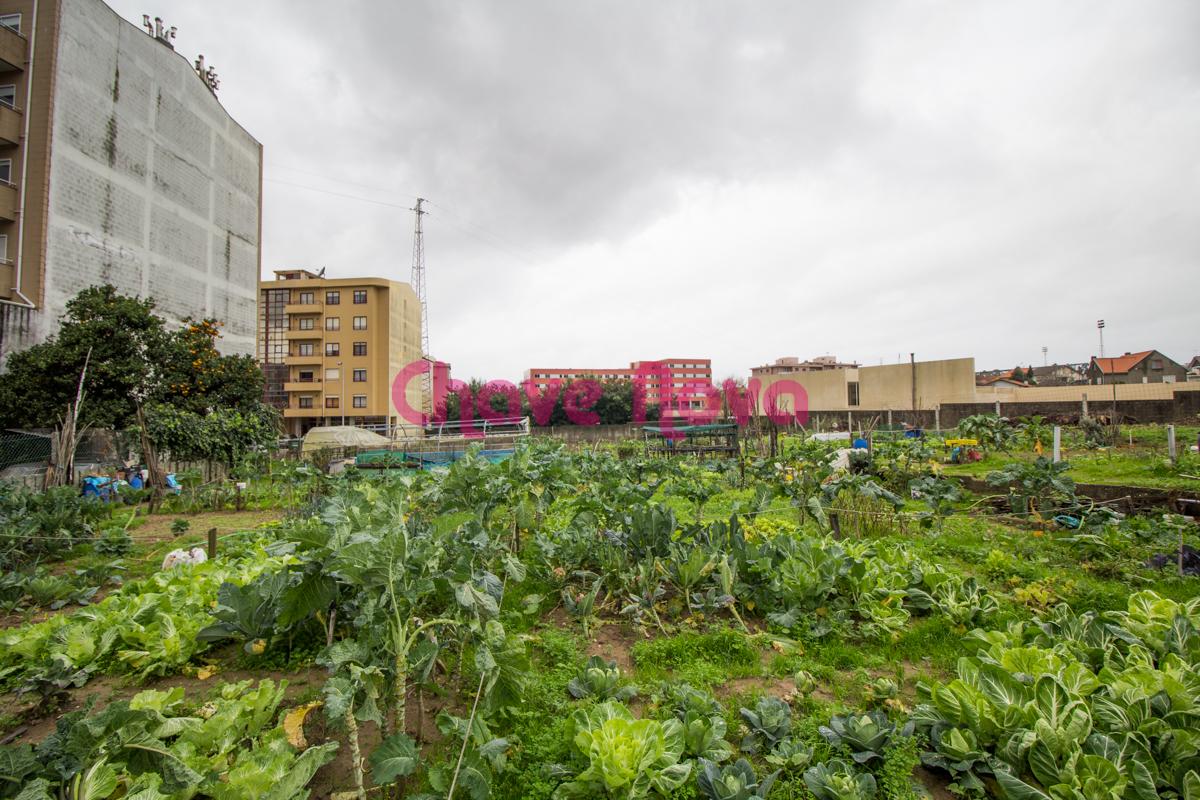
[257,269,423,437]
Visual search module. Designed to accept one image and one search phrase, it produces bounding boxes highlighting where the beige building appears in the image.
[753,357,978,414]
[0,0,262,363]
[751,355,859,377]
[258,270,423,437]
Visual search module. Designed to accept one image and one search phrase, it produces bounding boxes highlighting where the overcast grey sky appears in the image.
[113,1,1200,380]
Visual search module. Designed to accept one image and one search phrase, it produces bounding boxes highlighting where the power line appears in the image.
[267,162,419,198]
[265,165,554,266]
[264,178,411,210]
[264,178,547,268]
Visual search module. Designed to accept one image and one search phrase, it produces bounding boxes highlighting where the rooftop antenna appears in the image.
[1097,319,1106,359]
[410,198,431,416]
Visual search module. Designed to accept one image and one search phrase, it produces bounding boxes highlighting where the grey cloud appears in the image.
[108,0,1200,379]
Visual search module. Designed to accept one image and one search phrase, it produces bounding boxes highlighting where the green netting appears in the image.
[642,423,738,436]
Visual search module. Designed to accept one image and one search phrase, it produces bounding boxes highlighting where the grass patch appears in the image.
[632,628,759,686]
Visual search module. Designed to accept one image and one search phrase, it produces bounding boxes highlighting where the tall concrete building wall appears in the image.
[0,0,261,362]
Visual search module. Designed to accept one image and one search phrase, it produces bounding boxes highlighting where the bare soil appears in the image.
[585,620,640,673]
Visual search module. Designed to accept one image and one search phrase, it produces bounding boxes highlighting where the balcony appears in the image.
[283,406,321,418]
[0,102,20,145]
[0,25,25,73]
[0,181,16,222]
[284,380,323,393]
[284,353,322,366]
[284,328,321,341]
[284,303,320,315]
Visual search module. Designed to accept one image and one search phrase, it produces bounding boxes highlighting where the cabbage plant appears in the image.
[680,710,733,762]
[820,710,909,765]
[567,656,637,701]
[804,758,877,800]
[554,701,691,798]
[765,738,814,771]
[696,757,780,800]
[739,697,792,754]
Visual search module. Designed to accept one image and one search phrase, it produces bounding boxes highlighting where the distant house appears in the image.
[1030,363,1087,386]
[1188,357,1200,382]
[976,365,1041,387]
[977,373,1029,389]
[1087,350,1187,385]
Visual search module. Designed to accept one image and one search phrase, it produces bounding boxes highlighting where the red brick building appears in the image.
[524,358,713,412]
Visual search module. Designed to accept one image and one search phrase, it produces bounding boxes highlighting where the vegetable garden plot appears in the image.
[0,438,1196,800]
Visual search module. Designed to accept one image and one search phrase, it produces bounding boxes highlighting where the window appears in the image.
[0,85,14,110]
[326,291,340,305]
[0,159,11,184]
[297,317,314,330]
[353,341,367,356]
[325,317,340,331]
[298,291,314,305]
[297,343,314,356]
[298,396,313,409]
[353,290,367,304]
[353,395,367,408]
[325,342,340,356]
[1151,359,1164,371]
[847,381,860,407]
[0,14,19,32]
[325,367,340,380]
[325,397,339,408]
[352,316,367,330]
[0,234,7,262]
[353,369,366,382]
[298,370,314,382]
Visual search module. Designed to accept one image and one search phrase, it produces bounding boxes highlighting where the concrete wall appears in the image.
[15,0,262,360]
[977,382,1200,403]
[753,357,977,414]
[859,357,977,410]
[941,388,1200,426]
[754,368,852,413]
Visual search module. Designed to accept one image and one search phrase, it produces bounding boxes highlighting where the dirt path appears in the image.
[130,508,282,544]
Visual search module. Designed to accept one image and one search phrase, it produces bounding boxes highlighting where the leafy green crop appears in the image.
[553,701,692,798]
[567,656,637,702]
[0,679,335,800]
[803,758,877,800]
[820,710,911,765]
[696,757,780,800]
[0,538,287,694]
[739,697,792,755]
[913,590,1200,800]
